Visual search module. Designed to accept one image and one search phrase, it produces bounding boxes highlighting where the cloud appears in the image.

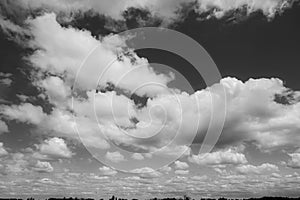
[174,169,189,175]
[0,72,13,86]
[32,160,54,173]
[190,175,208,181]
[89,76,300,155]
[189,147,248,166]
[105,151,126,163]
[158,165,172,173]
[38,76,71,106]
[174,160,189,170]
[4,153,30,173]
[2,12,172,152]
[34,137,73,160]
[213,167,229,175]
[27,13,173,96]
[0,146,60,175]
[2,12,300,157]
[0,149,54,174]
[3,26,300,157]
[0,72,12,78]
[236,163,279,175]
[0,103,46,125]
[196,0,296,18]
[0,78,12,86]
[131,153,145,160]
[3,0,143,20]
[287,149,300,168]
[99,166,118,176]
[271,172,282,178]
[130,167,162,178]
[2,22,300,167]
[152,145,191,158]
[42,108,110,150]
[0,16,24,33]
[0,15,30,44]
[1,102,110,151]
[0,142,8,157]
[0,120,8,134]
[204,77,300,151]
[26,12,99,75]
[1,10,300,179]
[0,0,296,24]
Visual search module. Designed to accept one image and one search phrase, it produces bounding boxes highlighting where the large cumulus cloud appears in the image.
[0,12,300,172]
[2,12,300,150]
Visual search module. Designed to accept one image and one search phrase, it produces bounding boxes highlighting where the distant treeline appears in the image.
[1,196,300,200]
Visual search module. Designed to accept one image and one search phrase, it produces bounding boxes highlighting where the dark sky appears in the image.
[136,4,300,90]
[1,3,296,92]
[1,3,300,91]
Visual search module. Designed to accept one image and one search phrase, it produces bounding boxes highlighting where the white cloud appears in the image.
[131,153,145,160]
[236,163,279,175]
[158,165,172,173]
[32,160,54,173]
[287,149,300,168]
[0,15,30,44]
[35,137,73,160]
[3,67,300,159]
[1,9,300,178]
[189,147,248,166]
[196,0,294,18]
[271,173,282,178]
[214,167,228,175]
[2,12,300,159]
[208,77,300,151]
[27,12,99,81]
[0,72,12,78]
[0,78,12,86]
[0,120,8,134]
[130,167,162,178]
[27,13,172,96]
[190,175,208,181]
[174,160,189,170]
[2,26,300,160]
[2,0,295,22]
[0,103,46,125]
[152,145,191,158]
[0,16,26,34]
[148,0,296,19]
[105,151,126,163]
[0,142,8,157]
[38,76,71,106]
[0,150,54,174]
[40,108,110,150]
[5,153,29,173]
[99,166,118,176]
[13,0,143,20]
[89,76,300,155]
[174,169,189,175]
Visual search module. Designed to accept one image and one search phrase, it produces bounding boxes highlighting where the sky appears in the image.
[0,0,300,199]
